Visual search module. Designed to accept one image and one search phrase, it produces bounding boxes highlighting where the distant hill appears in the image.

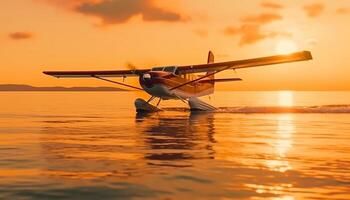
[0,84,128,91]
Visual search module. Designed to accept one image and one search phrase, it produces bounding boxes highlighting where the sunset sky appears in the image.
[1,0,350,90]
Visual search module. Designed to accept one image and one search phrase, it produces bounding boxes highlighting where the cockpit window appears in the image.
[151,67,164,71]
[163,66,176,73]
[151,66,178,74]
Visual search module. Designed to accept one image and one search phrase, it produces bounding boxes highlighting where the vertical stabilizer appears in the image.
[207,51,214,64]
[206,51,215,78]
[205,51,215,94]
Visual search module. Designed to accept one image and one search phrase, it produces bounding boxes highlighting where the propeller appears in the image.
[126,62,137,70]
[124,62,138,82]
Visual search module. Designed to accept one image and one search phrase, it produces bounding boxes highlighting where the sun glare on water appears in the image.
[275,40,298,54]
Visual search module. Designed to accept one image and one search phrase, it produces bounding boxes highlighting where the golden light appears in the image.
[265,114,295,173]
[275,115,294,158]
[275,40,298,54]
[278,91,294,107]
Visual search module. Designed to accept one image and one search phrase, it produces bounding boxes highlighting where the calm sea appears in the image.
[0,91,349,200]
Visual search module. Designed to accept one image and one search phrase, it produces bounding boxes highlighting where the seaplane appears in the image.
[43,50,312,112]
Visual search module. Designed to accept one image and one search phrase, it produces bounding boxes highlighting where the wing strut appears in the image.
[92,75,144,90]
[170,65,232,91]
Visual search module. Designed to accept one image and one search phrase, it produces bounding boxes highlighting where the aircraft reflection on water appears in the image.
[135,112,216,167]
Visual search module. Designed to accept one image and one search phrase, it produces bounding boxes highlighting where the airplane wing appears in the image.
[43,69,150,78]
[43,51,312,78]
[176,51,312,74]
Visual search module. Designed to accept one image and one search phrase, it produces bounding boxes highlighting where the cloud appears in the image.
[43,0,185,24]
[224,24,290,46]
[224,13,286,46]
[242,13,282,24]
[9,32,33,40]
[261,2,284,9]
[303,3,325,18]
[336,7,349,14]
[225,25,266,45]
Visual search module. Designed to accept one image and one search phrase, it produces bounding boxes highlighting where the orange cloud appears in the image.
[224,13,285,46]
[40,0,111,9]
[242,13,282,24]
[224,24,289,46]
[336,7,349,14]
[303,3,325,18]
[44,0,186,24]
[9,32,33,40]
[225,25,266,45]
[261,2,284,9]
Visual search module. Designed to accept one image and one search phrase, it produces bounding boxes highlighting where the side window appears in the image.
[152,67,164,71]
[164,67,175,73]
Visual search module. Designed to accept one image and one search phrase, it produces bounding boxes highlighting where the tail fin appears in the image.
[206,51,215,78]
[206,51,215,92]
[207,51,214,64]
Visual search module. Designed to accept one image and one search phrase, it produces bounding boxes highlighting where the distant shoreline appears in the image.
[0,84,129,92]
[0,91,129,92]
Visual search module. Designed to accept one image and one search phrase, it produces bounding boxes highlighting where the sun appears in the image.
[275,40,298,54]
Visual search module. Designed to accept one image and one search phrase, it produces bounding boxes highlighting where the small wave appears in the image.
[218,105,350,113]
[164,105,350,113]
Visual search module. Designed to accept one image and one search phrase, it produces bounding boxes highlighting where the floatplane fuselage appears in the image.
[140,70,214,100]
[43,50,312,112]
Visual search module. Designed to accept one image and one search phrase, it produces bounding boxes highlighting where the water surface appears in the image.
[0,91,349,199]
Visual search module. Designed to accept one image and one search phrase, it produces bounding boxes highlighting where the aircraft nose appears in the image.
[141,73,154,88]
[142,73,151,80]
[142,72,163,80]
[140,71,169,88]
